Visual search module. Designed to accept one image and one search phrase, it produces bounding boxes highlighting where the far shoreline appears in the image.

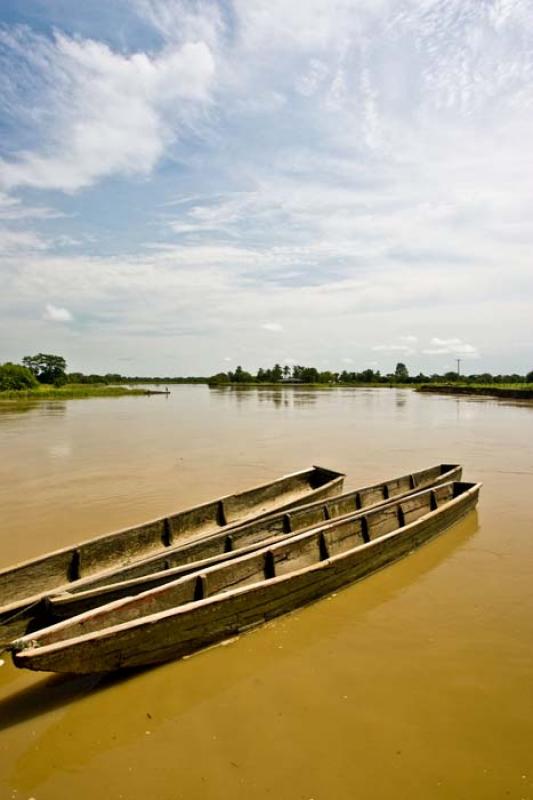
[208,381,533,400]
[2,381,533,404]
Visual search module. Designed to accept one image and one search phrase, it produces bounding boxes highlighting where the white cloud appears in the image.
[422,337,479,358]
[372,334,419,356]
[0,191,62,255]
[43,303,74,323]
[261,322,284,332]
[0,31,215,192]
[372,344,416,354]
[0,1,532,373]
[0,192,63,221]
[135,0,224,47]
[0,229,47,255]
[431,337,463,347]
[0,245,527,374]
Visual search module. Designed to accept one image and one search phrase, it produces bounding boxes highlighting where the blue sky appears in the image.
[0,0,532,375]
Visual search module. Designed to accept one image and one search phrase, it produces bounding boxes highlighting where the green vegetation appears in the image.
[394,362,409,381]
[418,383,533,399]
[0,383,153,401]
[0,362,39,391]
[3,354,533,401]
[65,372,207,385]
[209,362,533,389]
[210,363,356,385]
[23,353,68,386]
[0,354,173,401]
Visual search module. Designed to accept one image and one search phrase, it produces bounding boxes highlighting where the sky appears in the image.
[0,0,532,376]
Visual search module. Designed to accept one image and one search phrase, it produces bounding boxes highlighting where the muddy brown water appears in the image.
[0,386,532,800]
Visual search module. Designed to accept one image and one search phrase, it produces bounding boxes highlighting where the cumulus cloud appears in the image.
[43,303,74,323]
[422,337,479,358]
[0,246,525,374]
[261,322,283,332]
[0,29,215,191]
[0,1,532,372]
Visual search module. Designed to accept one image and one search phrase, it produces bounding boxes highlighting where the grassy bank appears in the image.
[208,381,533,400]
[417,383,533,400]
[0,383,159,401]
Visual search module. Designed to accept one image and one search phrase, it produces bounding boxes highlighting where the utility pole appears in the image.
[456,358,462,377]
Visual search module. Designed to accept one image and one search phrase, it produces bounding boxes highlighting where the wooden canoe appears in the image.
[44,463,462,623]
[0,466,344,637]
[10,480,480,673]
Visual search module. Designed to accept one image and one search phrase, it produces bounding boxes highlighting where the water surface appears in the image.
[0,386,532,799]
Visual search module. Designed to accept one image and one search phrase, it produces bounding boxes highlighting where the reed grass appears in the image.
[0,384,149,401]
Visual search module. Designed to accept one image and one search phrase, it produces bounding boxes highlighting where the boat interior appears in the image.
[21,480,476,651]
[54,462,461,597]
[0,465,343,606]
[44,464,462,622]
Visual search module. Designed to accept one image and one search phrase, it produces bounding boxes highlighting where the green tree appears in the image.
[23,353,67,385]
[0,362,39,391]
[443,371,459,382]
[394,362,409,382]
[300,366,319,383]
[272,363,283,382]
[360,368,376,382]
[208,372,230,385]
[526,370,533,383]
[229,365,254,383]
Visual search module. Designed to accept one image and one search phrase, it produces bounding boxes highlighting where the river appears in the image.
[0,385,532,799]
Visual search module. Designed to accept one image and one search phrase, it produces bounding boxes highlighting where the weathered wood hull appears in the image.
[0,465,344,638]
[45,464,462,622]
[11,481,480,674]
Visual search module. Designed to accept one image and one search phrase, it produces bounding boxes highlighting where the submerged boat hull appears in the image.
[12,481,480,674]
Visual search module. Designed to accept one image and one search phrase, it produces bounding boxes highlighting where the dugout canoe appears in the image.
[10,480,480,673]
[0,466,344,638]
[44,463,462,623]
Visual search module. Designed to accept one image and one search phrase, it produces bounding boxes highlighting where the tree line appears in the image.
[1,353,533,392]
[209,362,533,385]
[0,354,207,391]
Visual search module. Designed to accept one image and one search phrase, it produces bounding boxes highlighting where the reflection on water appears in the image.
[0,400,67,419]
[0,511,479,737]
[1,386,533,800]
[209,385,319,407]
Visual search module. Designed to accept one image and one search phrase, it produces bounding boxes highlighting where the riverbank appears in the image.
[417,383,533,400]
[207,381,415,389]
[0,384,168,401]
[208,381,533,400]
